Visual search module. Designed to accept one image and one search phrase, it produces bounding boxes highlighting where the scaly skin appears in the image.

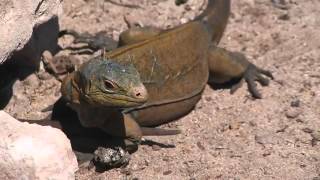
[61,0,274,147]
[104,0,273,127]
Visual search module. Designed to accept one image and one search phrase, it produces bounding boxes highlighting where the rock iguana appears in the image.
[61,0,273,149]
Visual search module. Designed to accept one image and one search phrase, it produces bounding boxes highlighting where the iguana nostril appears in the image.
[131,85,148,102]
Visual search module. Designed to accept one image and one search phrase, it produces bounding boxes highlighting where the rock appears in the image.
[290,99,300,107]
[285,108,302,118]
[196,141,205,150]
[152,144,161,151]
[93,146,130,171]
[311,131,320,143]
[0,111,78,180]
[302,127,313,134]
[0,0,62,65]
[278,13,290,21]
[0,0,62,109]
[163,170,173,175]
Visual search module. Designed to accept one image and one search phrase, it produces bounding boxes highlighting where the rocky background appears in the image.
[1,0,320,179]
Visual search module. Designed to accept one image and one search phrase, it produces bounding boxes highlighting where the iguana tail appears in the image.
[195,0,231,44]
[141,127,181,136]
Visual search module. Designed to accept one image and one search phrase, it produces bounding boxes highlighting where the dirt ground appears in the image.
[4,0,320,179]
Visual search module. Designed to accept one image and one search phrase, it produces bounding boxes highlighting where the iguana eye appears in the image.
[104,80,116,90]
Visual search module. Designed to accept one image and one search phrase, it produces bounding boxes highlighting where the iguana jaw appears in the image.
[88,84,148,107]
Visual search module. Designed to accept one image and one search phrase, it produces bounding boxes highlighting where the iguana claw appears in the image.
[231,64,274,99]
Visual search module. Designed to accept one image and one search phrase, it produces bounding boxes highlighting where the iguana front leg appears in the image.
[100,112,143,152]
[207,46,273,98]
[77,105,180,151]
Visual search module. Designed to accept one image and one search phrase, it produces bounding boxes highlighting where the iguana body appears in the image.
[61,0,273,147]
[61,58,181,148]
[104,0,272,126]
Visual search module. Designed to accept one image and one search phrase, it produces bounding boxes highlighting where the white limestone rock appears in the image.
[0,111,78,180]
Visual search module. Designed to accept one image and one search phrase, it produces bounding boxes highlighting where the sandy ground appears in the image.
[4,0,320,179]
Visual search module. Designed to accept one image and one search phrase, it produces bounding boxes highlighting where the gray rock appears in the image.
[0,111,78,180]
[93,146,130,171]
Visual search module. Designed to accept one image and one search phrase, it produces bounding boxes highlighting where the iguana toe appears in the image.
[243,64,274,99]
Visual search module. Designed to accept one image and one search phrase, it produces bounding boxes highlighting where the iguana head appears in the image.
[75,57,148,107]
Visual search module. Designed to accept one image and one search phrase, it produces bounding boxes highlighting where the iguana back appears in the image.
[105,0,231,125]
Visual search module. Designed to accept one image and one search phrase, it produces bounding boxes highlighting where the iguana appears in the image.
[61,0,273,149]
[61,57,182,148]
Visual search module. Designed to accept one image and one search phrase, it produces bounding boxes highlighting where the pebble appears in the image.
[311,131,320,141]
[184,4,192,11]
[120,168,132,175]
[302,128,313,134]
[163,170,172,175]
[278,14,290,20]
[285,108,301,118]
[290,99,300,107]
[204,96,212,102]
[93,146,130,171]
[196,141,205,151]
[152,145,161,151]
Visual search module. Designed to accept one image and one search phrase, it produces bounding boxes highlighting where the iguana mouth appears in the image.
[92,84,148,107]
[107,94,147,104]
[109,84,149,105]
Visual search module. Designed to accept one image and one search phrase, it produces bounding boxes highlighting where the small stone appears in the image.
[163,170,172,175]
[152,145,161,151]
[300,164,306,168]
[196,141,205,150]
[311,131,320,141]
[296,118,304,123]
[120,168,132,175]
[276,125,288,133]
[162,156,170,162]
[184,4,192,11]
[249,121,257,127]
[272,0,289,10]
[290,99,300,107]
[204,96,212,102]
[278,14,290,20]
[302,128,313,134]
[144,159,149,166]
[93,146,130,171]
[255,134,274,145]
[262,151,272,157]
[285,108,301,118]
